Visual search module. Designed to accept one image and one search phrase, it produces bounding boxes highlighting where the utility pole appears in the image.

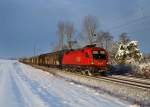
[140,7,144,17]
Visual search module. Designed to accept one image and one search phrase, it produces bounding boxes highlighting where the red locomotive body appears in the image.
[62,46,109,74]
[62,47,108,66]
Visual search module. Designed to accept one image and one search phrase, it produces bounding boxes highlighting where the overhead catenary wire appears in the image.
[106,14,150,32]
[105,5,150,32]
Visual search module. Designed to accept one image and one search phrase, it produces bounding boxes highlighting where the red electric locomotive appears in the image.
[62,45,109,75]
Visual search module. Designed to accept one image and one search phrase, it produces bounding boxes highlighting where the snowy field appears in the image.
[0,59,136,107]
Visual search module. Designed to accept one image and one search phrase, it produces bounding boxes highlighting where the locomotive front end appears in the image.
[91,48,109,73]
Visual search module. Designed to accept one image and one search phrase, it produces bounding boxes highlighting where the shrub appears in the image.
[111,63,150,79]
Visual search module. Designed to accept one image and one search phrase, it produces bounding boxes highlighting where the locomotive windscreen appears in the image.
[92,50,106,59]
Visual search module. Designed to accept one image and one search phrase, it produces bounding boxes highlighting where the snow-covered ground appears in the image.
[0,59,137,107]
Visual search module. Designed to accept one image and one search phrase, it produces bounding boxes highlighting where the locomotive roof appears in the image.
[64,47,106,53]
[84,44,96,48]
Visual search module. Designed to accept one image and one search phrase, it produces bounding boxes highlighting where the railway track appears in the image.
[32,64,150,91]
[65,73,150,91]
[97,75,150,90]
[63,72,150,91]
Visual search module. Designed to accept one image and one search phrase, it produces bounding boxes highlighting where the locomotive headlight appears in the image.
[91,61,94,65]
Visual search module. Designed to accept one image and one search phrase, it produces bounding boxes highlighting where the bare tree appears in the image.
[119,33,130,44]
[104,33,113,50]
[65,22,74,49]
[83,15,98,45]
[96,31,113,50]
[53,43,60,52]
[74,32,85,48]
[58,21,65,50]
[95,32,105,47]
[143,53,150,63]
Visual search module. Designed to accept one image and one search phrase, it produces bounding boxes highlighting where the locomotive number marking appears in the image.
[76,57,81,62]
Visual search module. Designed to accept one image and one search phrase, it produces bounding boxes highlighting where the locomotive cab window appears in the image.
[92,50,106,59]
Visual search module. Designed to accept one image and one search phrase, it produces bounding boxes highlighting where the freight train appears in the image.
[20,44,109,76]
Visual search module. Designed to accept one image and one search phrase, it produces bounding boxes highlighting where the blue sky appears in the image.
[0,0,150,58]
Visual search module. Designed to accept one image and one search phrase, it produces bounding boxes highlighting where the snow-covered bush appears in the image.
[132,63,150,79]
[115,40,142,64]
[111,62,150,78]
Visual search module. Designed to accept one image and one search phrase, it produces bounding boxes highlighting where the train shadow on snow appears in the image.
[109,64,133,75]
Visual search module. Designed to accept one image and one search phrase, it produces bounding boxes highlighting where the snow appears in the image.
[115,40,142,64]
[133,62,150,78]
[0,60,134,107]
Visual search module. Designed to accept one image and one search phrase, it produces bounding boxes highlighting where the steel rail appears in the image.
[110,75,150,85]
[98,76,150,90]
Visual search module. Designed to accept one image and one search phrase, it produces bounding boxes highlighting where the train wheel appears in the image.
[65,68,69,72]
[70,68,73,72]
[81,70,86,75]
[87,70,92,76]
[72,68,76,72]
[83,70,92,76]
